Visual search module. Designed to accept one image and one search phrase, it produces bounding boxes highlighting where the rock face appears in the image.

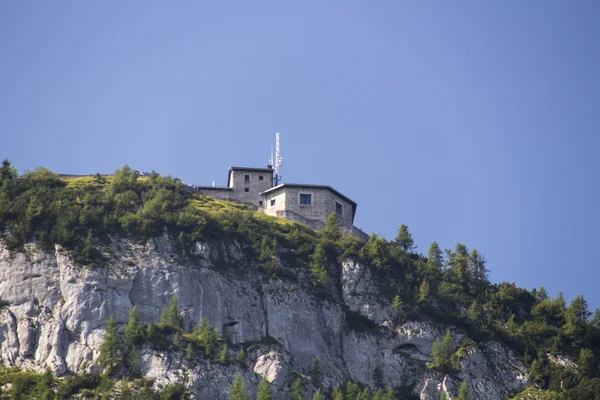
[0,237,530,399]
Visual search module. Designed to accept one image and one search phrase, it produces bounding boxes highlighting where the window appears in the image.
[244,188,249,192]
[259,175,264,181]
[270,199,276,207]
[259,200,263,206]
[299,193,312,206]
[336,201,343,215]
[244,174,250,183]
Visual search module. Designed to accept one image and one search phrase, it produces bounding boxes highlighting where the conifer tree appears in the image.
[185,343,193,361]
[427,241,444,271]
[395,224,415,251]
[311,357,322,388]
[323,212,342,242]
[392,295,402,312]
[332,386,343,400]
[312,389,323,400]
[98,314,123,376]
[431,329,453,368]
[469,249,488,282]
[0,159,17,181]
[196,317,211,342]
[291,377,303,400]
[310,244,328,286]
[457,381,471,400]
[229,374,248,400]
[418,280,430,304]
[257,378,273,400]
[237,348,247,363]
[124,305,141,346]
[219,344,229,364]
[160,295,183,329]
[440,391,448,400]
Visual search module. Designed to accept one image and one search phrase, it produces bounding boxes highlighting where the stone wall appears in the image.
[263,186,354,229]
[195,187,234,201]
[229,169,273,208]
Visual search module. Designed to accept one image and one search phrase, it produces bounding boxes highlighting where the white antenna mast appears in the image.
[274,132,283,185]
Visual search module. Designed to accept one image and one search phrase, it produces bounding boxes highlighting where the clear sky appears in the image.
[2,2,600,308]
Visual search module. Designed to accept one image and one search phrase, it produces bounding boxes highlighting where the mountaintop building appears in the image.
[196,166,367,240]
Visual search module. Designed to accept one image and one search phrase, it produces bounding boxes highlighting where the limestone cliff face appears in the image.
[0,236,529,399]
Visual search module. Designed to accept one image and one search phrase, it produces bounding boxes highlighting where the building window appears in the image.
[259,175,264,181]
[270,199,276,207]
[336,201,343,215]
[244,174,250,183]
[244,188,249,192]
[299,193,312,206]
[259,200,263,206]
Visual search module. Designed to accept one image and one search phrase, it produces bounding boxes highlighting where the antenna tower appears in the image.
[274,132,283,185]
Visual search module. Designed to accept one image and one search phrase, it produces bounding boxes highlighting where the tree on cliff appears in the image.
[323,212,342,242]
[310,244,328,286]
[230,375,248,400]
[395,224,415,251]
[160,295,183,329]
[256,378,273,400]
[0,159,17,181]
[98,314,123,376]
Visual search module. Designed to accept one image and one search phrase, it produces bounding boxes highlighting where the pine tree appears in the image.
[230,374,248,400]
[427,241,444,271]
[310,244,328,286]
[457,381,471,400]
[418,280,430,304]
[291,377,303,400]
[395,224,415,251]
[206,327,219,357]
[357,388,371,400]
[98,314,123,376]
[124,305,141,346]
[257,378,273,400]
[185,343,193,361]
[0,159,17,181]
[160,295,183,329]
[237,348,247,363]
[311,357,322,388]
[440,391,448,400]
[392,295,402,313]
[195,317,211,342]
[331,386,343,400]
[469,249,488,281]
[578,348,595,378]
[312,389,323,400]
[219,344,229,364]
[431,329,453,368]
[323,212,342,241]
[468,301,481,322]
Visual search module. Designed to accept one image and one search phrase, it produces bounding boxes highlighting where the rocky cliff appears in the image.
[0,234,529,399]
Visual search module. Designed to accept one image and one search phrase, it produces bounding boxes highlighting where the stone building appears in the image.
[196,166,367,239]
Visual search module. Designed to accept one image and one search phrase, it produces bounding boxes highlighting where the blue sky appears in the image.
[2,2,600,308]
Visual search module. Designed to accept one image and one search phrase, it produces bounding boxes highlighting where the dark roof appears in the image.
[195,186,233,190]
[228,166,273,187]
[229,166,274,173]
[261,183,358,220]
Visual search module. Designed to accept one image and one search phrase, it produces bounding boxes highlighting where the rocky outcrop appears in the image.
[0,237,530,399]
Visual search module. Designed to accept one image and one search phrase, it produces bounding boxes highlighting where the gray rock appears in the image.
[0,239,530,399]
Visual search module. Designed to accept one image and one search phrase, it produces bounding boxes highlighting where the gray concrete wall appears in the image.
[263,186,354,229]
[229,169,273,208]
[195,188,234,201]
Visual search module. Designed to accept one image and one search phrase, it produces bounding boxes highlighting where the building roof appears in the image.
[195,186,233,190]
[227,166,273,187]
[261,183,358,220]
